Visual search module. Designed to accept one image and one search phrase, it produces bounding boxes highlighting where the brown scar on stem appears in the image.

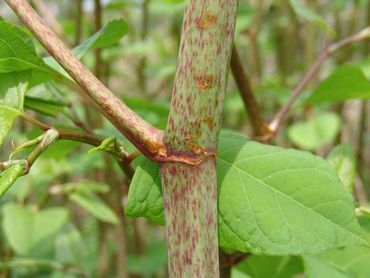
[196,12,217,29]
[195,74,214,91]
[203,117,213,129]
[185,140,208,155]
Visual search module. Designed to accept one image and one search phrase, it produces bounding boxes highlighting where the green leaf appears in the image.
[126,159,164,225]
[236,255,303,278]
[307,65,370,104]
[39,19,128,83]
[0,71,30,109]
[327,144,356,192]
[0,21,55,75]
[288,112,340,150]
[289,0,336,37]
[0,71,30,146]
[0,164,23,197]
[24,96,66,117]
[0,105,21,145]
[304,246,370,278]
[69,192,118,224]
[88,137,117,154]
[1,204,68,255]
[126,131,368,255]
[73,19,128,59]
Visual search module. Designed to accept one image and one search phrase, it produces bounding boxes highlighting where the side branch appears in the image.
[230,43,271,138]
[269,27,370,137]
[5,0,164,159]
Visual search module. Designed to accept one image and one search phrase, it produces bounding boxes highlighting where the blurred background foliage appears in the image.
[0,0,369,277]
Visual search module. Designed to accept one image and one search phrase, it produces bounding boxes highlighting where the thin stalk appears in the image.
[230,43,270,138]
[269,27,370,136]
[74,0,83,46]
[5,0,164,159]
[160,1,238,276]
[137,0,150,96]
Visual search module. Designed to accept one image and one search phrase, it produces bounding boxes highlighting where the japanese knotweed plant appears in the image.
[0,0,370,277]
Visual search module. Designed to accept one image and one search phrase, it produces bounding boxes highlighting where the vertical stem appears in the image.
[74,0,83,46]
[137,0,150,95]
[160,0,238,276]
[230,44,269,137]
[94,0,102,78]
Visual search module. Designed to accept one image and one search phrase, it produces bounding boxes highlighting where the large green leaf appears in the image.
[1,204,69,255]
[304,246,370,278]
[69,192,118,224]
[288,112,340,150]
[126,131,368,255]
[307,66,370,104]
[327,144,356,192]
[0,21,55,75]
[289,0,335,36]
[0,164,23,197]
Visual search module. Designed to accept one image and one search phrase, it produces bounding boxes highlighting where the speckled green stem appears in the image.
[161,0,238,276]
[5,0,164,159]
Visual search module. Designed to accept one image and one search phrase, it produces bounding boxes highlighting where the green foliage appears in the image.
[304,246,370,278]
[0,106,21,145]
[88,137,117,154]
[289,0,335,36]
[307,65,370,104]
[235,255,303,278]
[126,131,368,255]
[0,21,56,76]
[73,19,129,59]
[24,96,66,117]
[69,192,118,224]
[0,71,29,145]
[1,203,69,255]
[126,158,164,225]
[327,144,356,192]
[287,112,340,150]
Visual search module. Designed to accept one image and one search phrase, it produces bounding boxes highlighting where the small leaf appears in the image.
[40,19,128,83]
[24,96,66,117]
[0,71,30,109]
[126,131,368,255]
[0,105,21,146]
[69,192,118,224]
[289,0,336,37]
[304,246,370,278]
[1,204,68,255]
[73,19,128,59]
[288,112,340,150]
[327,144,356,192]
[126,159,164,225]
[0,71,30,146]
[307,65,370,104]
[88,137,116,154]
[0,164,23,197]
